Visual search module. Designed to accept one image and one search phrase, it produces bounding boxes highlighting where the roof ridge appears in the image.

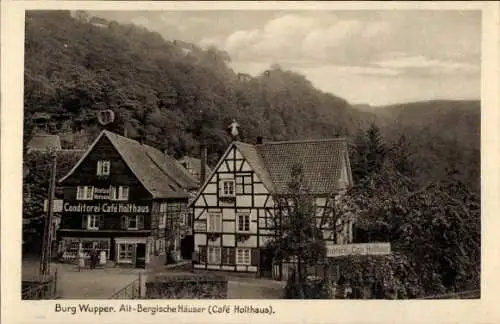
[257,138,348,145]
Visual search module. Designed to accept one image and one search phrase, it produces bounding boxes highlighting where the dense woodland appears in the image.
[24,11,480,296]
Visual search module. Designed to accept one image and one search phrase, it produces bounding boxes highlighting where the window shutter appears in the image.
[229,248,235,265]
[97,161,102,175]
[138,215,144,229]
[251,248,260,266]
[98,215,104,229]
[222,248,228,265]
[82,215,87,229]
[199,246,207,263]
[121,215,127,230]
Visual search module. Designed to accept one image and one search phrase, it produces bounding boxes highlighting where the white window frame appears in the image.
[97,160,110,176]
[237,213,250,232]
[118,186,129,201]
[77,186,94,200]
[236,248,251,265]
[207,247,221,264]
[87,215,99,230]
[118,243,134,262]
[127,215,139,230]
[207,213,222,233]
[221,180,235,197]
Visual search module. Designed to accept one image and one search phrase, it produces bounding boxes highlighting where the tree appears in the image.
[338,151,480,296]
[351,123,387,183]
[267,164,328,298]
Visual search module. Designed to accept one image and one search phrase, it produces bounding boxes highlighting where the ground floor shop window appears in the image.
[236,248,251,265]
[60,239,110,262]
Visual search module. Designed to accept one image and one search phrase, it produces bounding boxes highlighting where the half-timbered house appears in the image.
[190,138,354,276]
[57,130,199,268]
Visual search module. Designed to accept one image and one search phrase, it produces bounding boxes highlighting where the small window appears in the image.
[207,213,222,232]
[237,213,250,232]
[77,186,94,200]
[127,215,138,230]
[207,247,221,264]
[118,186,129,201]
[87,215,99,230]
[97,160,110,176]
[236,248,251,265]
[221,180,235,197]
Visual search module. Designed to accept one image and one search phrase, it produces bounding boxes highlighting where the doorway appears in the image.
[135,243,146,268]
[180,235,194,260]
[259,247,274,278]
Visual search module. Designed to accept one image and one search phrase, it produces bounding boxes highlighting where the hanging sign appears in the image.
[326,243,391,257]
[63,202,150,214]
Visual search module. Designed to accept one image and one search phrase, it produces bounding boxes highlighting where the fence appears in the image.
[109,277,141,299]
[22,271,58,300]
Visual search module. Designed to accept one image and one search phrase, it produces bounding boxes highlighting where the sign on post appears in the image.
[326,243,391,257]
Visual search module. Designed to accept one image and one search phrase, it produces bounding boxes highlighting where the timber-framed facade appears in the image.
[191,139,355,277]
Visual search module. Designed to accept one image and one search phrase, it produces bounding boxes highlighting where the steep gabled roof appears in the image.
[256,138,352,195]
[190,138,353,206]
[59,130,197,199]
[234,142,275,192]
[27,134,61,152]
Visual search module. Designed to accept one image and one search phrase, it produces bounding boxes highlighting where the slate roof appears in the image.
[59,130,198,199]
[254,139,352,195]
[27,134,62,152]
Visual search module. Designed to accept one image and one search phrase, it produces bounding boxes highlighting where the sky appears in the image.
[93,10,481,106]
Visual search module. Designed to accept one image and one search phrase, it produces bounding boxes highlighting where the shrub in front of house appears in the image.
[145,274,228,299]
[328,253,422,299]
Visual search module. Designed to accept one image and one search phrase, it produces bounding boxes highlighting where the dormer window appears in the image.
[97,160,110,176]
[221,180,235,198]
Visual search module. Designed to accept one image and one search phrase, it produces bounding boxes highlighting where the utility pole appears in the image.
[40,149,57,279]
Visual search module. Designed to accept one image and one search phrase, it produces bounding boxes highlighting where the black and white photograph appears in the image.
[19,7,482,302]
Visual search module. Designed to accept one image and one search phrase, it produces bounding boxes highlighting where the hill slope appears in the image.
[24,10,361,166]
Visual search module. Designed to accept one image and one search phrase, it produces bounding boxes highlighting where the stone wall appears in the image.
[145,274,227,299]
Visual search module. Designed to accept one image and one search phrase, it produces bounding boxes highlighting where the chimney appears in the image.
[256,136,263,145]
[200,141,207,185]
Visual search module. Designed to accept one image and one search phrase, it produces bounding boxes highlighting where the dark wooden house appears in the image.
[57,130,199,268]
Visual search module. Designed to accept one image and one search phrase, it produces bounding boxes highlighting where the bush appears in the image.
[284,271,331,299]
[328,253,422,299]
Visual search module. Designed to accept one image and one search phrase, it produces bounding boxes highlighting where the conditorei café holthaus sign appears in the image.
[64,187,150,214]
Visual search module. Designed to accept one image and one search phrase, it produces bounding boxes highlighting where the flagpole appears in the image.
[40,149,57,278]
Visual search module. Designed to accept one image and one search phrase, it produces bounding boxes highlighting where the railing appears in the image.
[109,278,141,299]
[22,271,58,300]
[422,289,480,299]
